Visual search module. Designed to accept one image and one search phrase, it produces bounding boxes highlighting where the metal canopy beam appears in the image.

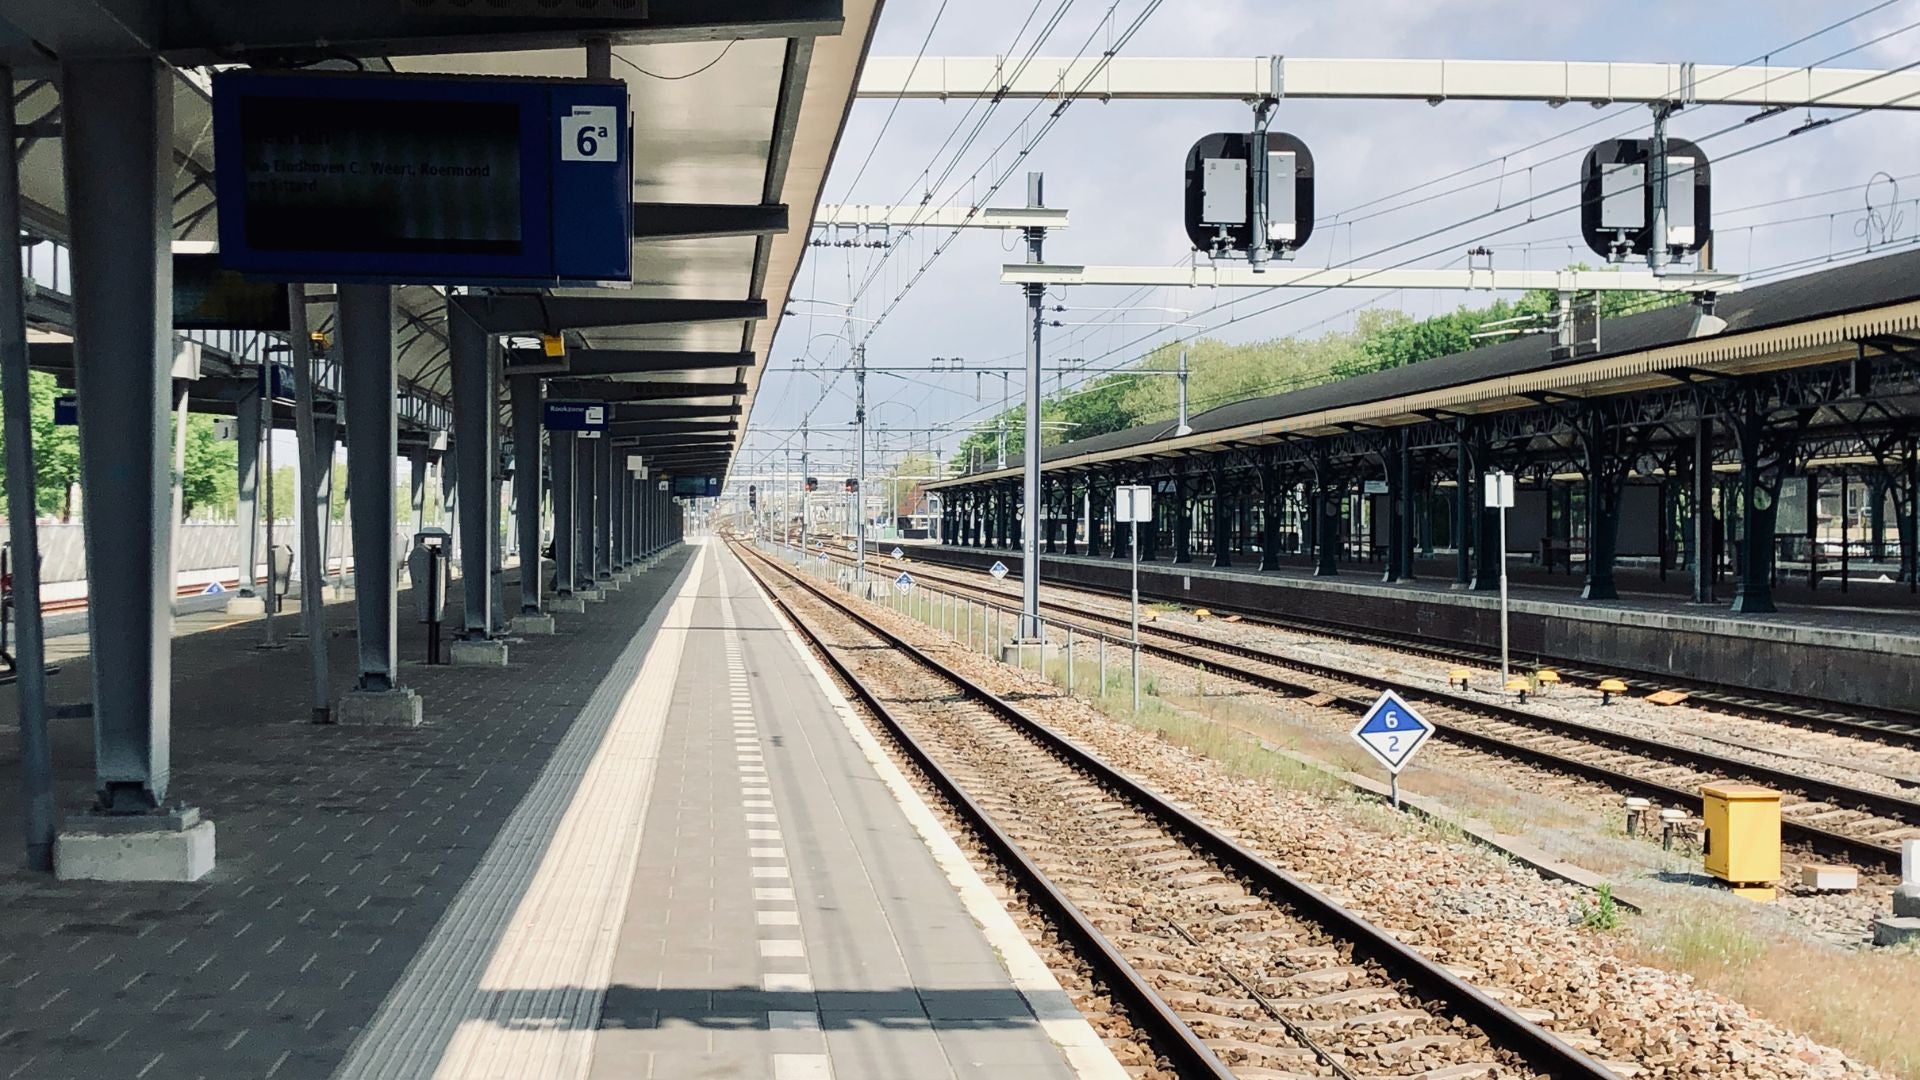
[634,202,790,241]
[0,1,845,71]
[542,348,754,377]
[547,379,749,401]
[608,420,737,434]
[1002,263,1741,293]
[858,55,1920,110]
[613,402,742,420]
[450,295,766,335]
[815,204,1069,230]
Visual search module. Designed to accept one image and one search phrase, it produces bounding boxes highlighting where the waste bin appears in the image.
[408,529,452,664]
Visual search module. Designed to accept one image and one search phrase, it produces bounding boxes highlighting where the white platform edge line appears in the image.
[730,546,1130,1080]
[330,546,707,1080]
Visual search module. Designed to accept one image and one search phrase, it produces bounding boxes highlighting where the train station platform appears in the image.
[0,540,1108,1080]
[910,543,1920,715]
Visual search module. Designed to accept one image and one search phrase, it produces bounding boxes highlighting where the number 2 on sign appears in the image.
[1387,734,1400,753]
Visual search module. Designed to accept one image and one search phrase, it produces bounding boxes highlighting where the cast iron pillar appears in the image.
[1730,413,1785,614]
[552,435,576,595]
[1315,479,1341,577]
[1581,407,1627,602]
[1691,417,1717,603]
[1453,426,1472,587]
[1210,462,1232,569]
[1258,463,1280,571]
[595,439,612,579]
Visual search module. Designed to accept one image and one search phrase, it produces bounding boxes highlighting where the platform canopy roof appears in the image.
[2,0,879,480]
[931,247,1920,487]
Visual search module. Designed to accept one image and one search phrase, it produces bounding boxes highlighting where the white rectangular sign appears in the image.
[1483,471,1515,509]
[1115,484,1154,523]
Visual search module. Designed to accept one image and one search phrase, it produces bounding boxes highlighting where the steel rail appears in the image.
[888,544,1920,743]
[834,548,1908,870]
[736,547,1235,1080]
[737,540,1621,1080]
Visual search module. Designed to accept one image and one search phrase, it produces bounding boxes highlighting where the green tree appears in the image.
[178,413,237,517]
[0,369,82,520]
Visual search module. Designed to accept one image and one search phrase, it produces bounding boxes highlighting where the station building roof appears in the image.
[931,246,1920,488]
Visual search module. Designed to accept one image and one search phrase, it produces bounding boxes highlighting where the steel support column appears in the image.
[552,434,576,595]
[510,374,542,612]
[575,437,596,580]
[1,66,53,866]
[594,438,612,580]
[610,446,626,571]
[235,397,261,590]
[409,448,429,536]
[449,303,496,639]
[1398,438,1416,580]
[61,57,174,813]
[340,285,399,689]
[314,414,338,583]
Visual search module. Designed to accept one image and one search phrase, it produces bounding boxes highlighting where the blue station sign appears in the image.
[213,70,632,287]
[543,400,607,435]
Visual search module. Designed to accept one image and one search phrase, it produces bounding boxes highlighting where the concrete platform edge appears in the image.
[732,546,1129,1080]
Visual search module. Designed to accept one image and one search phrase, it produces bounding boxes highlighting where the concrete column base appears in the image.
[224,594,267,615]
[613,571,633,583]
[578,586,606,602]
[1876,916,1920,946]
[549,595,587,614]
[56,808,215,882]
[510,613,556,635]
[336,686,424,727]
[450,638,510,666]
[1894,885,1920,918]
[999,640,1062,667]
[599,577,621,592]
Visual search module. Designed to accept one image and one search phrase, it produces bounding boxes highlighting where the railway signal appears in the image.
[1350,689,1436,810]
[1183,131,1314,263]
[1580,137,1711,264]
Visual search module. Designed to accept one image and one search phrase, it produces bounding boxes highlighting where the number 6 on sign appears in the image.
[1350,688,1435,801]
[561,105,618,163]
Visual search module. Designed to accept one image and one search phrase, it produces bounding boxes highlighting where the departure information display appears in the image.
[214,71,631,286]
[237,96,523,257]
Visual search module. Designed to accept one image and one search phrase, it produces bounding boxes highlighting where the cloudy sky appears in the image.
[743,0,1920,481]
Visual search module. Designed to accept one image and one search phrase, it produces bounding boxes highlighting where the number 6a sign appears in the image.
[561,105,618,162]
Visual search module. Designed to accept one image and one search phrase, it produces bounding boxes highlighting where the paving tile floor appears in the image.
[0,552,693,1080]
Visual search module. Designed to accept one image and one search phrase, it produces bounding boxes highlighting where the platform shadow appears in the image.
[590,984,1052,1032]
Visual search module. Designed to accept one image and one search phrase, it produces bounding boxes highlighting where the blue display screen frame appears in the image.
[213,70,630,287]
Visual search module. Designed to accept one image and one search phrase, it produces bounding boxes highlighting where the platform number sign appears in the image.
[561,105,619,163]
[894,571,914,595]
[989,560,1009,580]
[1350,689,1435,777]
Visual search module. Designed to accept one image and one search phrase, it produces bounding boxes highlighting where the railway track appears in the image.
[734,539,1622,1080]
[808,544,1919,871]
[866,543,1920,746]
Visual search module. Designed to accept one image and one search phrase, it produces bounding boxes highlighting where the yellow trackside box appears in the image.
[1701,783,1781,897]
